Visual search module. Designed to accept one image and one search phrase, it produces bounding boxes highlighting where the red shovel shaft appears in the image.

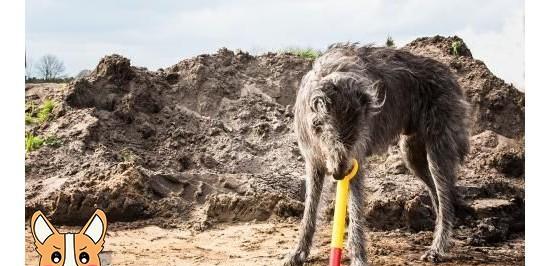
[330,248,343,266]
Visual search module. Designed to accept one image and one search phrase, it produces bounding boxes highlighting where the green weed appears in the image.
[26,102,36,113]
[43,135,63,147]
[451,40,463,56]
[25,102,36,125]
[36,99,55,123]
[385,36,395,47]
[25,133,62,153]
[25,133,44,153]
[280,47,321,60]
[25,113,35,125]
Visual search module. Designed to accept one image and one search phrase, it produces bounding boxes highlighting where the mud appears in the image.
[25,35,524,264]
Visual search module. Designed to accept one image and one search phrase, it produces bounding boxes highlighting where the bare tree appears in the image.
[26,56,34,80]
[36,54,66,80]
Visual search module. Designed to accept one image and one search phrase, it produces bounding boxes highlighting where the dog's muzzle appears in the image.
[333,159,353,180]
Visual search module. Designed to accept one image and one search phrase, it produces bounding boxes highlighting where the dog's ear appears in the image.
[30,210,59,246]
[366,80,386,115]
[79,209,107,246]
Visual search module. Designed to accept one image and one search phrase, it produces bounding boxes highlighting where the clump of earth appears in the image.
[25,35,524,265]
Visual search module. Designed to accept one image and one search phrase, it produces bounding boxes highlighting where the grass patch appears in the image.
[280,47,321,60]
[385,36,395,47]
[43,135,63,147]
[25,113,35,125]
[451,40,464,56]
[26,99,57,125]
[25,133,44,153]
[25,102,36,124]
[36,99,56,123]
[25,133,62,153]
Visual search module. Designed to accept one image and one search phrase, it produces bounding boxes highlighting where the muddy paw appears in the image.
[421,249,444,263]
[282,251,307,266]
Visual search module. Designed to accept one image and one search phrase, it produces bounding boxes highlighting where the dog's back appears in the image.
[362,45,469,158]
[295,43,469,158]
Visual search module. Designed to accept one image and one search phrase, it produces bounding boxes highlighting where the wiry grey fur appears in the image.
[284,43,470,266]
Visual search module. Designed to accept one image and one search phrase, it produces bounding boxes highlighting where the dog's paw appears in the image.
[350,260,367,266]
[282,251,307,266]
[420,249,444,263]
[349,251,367,266]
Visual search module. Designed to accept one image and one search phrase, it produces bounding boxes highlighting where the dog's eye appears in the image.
[79,252,90,264]
[51,251,62,263]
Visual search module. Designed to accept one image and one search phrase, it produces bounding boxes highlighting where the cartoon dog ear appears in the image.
[79,209,107,245]
[30,210,59,245]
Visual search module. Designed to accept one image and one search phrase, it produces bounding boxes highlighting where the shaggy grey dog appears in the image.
[284,43,470,266]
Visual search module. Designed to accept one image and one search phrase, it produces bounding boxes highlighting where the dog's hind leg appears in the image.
[399,135,439,215]
[347,167,367,266]
[284,160,325,266]
[422,133,461,263]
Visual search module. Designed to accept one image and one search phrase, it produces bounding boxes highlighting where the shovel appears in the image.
[329,159,359,266]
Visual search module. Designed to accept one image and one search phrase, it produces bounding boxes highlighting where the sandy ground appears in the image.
[26,221,524,266]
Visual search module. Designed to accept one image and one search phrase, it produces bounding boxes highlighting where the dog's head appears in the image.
[30,209,107,266]
[307,72,384,180]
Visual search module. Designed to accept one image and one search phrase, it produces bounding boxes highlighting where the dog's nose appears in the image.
[333,160,352,180]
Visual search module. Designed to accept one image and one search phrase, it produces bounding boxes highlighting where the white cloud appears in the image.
[26,0,523,87]
[456,9,524,89]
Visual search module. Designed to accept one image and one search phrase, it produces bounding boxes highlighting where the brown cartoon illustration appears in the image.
[30,209,107,266]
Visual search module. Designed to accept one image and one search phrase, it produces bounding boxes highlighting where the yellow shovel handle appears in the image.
[330,159,359,249]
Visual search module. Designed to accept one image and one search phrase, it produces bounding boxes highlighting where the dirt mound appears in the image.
[25,36,524,247]
[26,49,310,227]
[403,36,525,138]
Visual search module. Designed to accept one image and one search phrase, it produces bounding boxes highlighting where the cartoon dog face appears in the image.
[30,209,107,266]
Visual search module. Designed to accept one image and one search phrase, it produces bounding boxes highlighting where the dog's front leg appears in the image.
[348,168,367,266]
[284,161,325,266]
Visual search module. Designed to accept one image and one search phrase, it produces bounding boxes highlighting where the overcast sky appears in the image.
[26,0,524,88]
